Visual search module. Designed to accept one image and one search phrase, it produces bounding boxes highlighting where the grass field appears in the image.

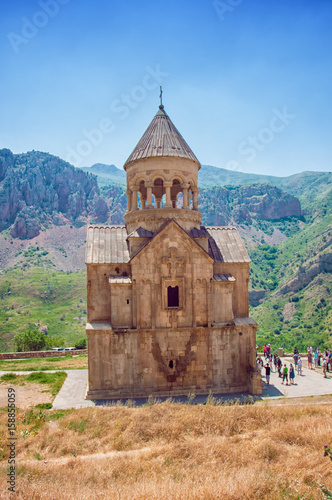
[0,371,67,398]
[0,266,86,351]
[0,402,331,499]
[0,354,88,371]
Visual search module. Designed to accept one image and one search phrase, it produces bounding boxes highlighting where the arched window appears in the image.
[138,180,147,209]
[150,178,164,208]
[171,179,181,208]
[167,285,179,307]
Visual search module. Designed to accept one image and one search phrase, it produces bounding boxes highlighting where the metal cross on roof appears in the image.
[159,85,163,107]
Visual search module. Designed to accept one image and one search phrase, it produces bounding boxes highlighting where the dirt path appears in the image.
[0,382,52,408]
[20,447,153,465]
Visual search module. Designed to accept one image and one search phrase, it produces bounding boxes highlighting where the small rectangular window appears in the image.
[167,286,179,307]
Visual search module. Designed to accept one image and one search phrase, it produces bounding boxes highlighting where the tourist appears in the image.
[264,362,271,385]
[293,350,299,367]
[325,349,330,372]
[314,349,319,368]
[289,364,295,385]
[307,350,313,370]
[266,344,271,358]
[257,356,263,376]
[263,344,267,358]
[277,357,282,378]
[317,348,321,366]
[273,354,278,373]
[322,357,328,378]
[297,356,303,376]
[282,364,288,385]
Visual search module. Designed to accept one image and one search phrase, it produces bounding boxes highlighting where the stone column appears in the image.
[126,189,132,212]
[155,198,162,209]
[131,186,139,211]
[151,282,156,328]
[146,181,154,209]
[207,279,212,326]
[182,183,190,209]
[132,280,137,328]
[172,199,177,208]
[192,187,199,211]
[164,181,172,208]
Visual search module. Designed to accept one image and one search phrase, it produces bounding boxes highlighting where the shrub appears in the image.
[75,337,87,350]
[13,327,47,352]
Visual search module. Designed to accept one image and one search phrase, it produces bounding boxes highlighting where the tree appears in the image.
[13,327,47,352]
[74,337,87,350]
[45,335,65,349]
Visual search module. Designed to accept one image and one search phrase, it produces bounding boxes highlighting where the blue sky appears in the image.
[0,0,331,176]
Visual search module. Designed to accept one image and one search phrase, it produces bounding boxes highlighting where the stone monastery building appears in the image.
[85,104,262,399]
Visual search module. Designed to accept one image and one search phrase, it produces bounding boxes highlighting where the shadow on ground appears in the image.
[91,385,284,407]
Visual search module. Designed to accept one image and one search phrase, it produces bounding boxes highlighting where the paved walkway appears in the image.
[54,360,332,409]
[52,370,94,410]
[2,359,331,409]
[260,357,332,399]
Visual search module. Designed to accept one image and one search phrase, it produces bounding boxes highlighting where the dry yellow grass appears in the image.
[1,402,332,499]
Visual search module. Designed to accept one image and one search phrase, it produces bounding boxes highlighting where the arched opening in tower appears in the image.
[171,179,181,208]
[138,180,147,209]
[152,178,164,208]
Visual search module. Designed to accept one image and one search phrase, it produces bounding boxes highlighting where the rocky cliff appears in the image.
[0,149,109,239]
[276,251,332,295]
[199,184,301,226]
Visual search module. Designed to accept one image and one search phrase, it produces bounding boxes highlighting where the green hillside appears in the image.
[0,155,331,353]
[0,262,86,352]
[250,210,332,352]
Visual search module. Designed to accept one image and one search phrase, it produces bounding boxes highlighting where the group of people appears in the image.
[256,351,298,386]
[305,345,332,378]
[256,343,331,386]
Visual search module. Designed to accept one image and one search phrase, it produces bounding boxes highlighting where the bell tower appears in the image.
[124,104,202,234]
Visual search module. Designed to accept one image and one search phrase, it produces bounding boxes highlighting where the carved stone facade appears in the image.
[86,105,262,399]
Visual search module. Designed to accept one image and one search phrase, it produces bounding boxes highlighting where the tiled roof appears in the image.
[124,106,200,167]
[86,224,250,264]
[206,227,251,263]
[85,225,130,264]
[213,274,236,282]
[234,317,257,325]
[109,276,132,284]
[127,227,155,238]
[188,226,210,238]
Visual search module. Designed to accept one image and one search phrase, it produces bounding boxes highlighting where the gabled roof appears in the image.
[206,227,251,263]
[130,219,213,264]
[124,106,200,168]
[109,276,132,284]
[188,227,210,238]
[85,225,130,264]
[85,224,250,265]
[213,274,236,282]
[127,227,155,238]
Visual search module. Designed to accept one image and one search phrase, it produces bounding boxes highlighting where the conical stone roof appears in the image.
[124,105,200,168]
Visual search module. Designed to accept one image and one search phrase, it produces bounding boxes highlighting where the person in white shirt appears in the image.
[297,357,302,375]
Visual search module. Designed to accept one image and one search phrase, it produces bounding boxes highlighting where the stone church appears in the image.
[85,103,262,399]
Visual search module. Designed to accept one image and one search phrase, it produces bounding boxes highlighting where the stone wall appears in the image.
[0,349,87,360]
[86,321,260,399]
